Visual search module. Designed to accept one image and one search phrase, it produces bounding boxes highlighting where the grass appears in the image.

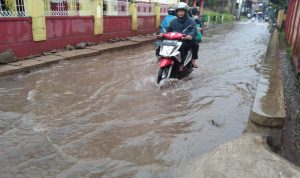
[240,15,248,21]
[278,30,293,60]
[279,30,286,42]
[287,47,293,59]
[202,9,218,17]
[201,9,234,23]
[222,13,234,22]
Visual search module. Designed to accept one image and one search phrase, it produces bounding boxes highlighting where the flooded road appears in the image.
[0,21,270,178]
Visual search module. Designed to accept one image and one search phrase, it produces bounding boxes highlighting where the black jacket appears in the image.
[166,16,197,40]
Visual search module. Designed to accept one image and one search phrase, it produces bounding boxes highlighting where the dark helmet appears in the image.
[191,7,199,15]
[168,6,175,16]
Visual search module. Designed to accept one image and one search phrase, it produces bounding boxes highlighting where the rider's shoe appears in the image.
[192,59,198,68]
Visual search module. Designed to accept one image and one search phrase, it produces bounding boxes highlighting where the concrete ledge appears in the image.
[0,64,24,76]
[250,110,284,127]
[54,48,100,61]
[250,29,286,127]
[87,38,153,53]
[87,41,140,53]
[0,37,154,77]
[182,133,300,178]
[7,58,59,73]
[34,55,63,65]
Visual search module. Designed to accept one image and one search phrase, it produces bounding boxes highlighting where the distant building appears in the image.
[139,0,178,4]
[102,0,176,16]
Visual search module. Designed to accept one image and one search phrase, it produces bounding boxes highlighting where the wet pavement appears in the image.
[0,21,270,178]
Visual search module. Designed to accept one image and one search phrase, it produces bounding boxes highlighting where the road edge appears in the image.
[0,37,154,77]
[249,29,286,127]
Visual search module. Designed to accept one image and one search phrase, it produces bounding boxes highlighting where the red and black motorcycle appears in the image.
[156,31,193,84]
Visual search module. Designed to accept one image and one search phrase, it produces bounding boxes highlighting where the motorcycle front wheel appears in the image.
[157,66,170,84]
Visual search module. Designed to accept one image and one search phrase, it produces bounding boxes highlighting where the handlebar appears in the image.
[181,36,192,40]
[156,34,192,40]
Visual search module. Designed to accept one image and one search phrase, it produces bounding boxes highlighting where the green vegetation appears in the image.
[278,30,292,60]
[222,13,234,22]
[287,47,293,59]
[240,15,248,21]
[270,0,288,10]
[202,9,218,17]
[202,9,234,23]
[202,0,223,10]
[279,30,285,41]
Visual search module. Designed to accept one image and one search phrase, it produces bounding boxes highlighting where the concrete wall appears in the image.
[0,17,32,44]
[46,16,94,39]
[0,15,160,59]
[285,0,300,73]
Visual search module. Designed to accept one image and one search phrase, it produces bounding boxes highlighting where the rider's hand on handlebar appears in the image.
[157,33,164,38]
[182,35,192,40]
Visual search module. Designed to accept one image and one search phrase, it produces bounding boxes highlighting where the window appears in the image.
[0,0,7,11]
[0,0,26,17]
[121,5,125,12]
[51,0,68,12]
[48,0,80,16]
[16,0,25,13]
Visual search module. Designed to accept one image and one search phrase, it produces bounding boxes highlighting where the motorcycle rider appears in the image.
[189,7,204,68]
[156,7,176,57]
[160,7,176,33]
[165,2,197,71]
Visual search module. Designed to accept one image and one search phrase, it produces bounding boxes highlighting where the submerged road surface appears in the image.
[0,21,270,177]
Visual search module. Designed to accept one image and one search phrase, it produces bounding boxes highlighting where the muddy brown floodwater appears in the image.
[0,21,270,178]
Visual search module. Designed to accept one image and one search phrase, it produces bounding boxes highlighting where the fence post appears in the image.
[93,0,103,35]
[26,0,47,41]
[277,9,285,29]
[129,2,138,31]
[207,15,210,26]
[153,3,160,28]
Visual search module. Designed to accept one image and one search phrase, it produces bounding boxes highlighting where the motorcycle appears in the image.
[257,12,264,23]
[264,15,269,22]
[156,30,193,84]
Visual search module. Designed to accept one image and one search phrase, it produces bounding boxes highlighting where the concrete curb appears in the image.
[249,29,286,127]
[0,37,154,77]
[181,133,300,178]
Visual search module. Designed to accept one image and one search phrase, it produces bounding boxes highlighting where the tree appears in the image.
[270,0,288,10]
